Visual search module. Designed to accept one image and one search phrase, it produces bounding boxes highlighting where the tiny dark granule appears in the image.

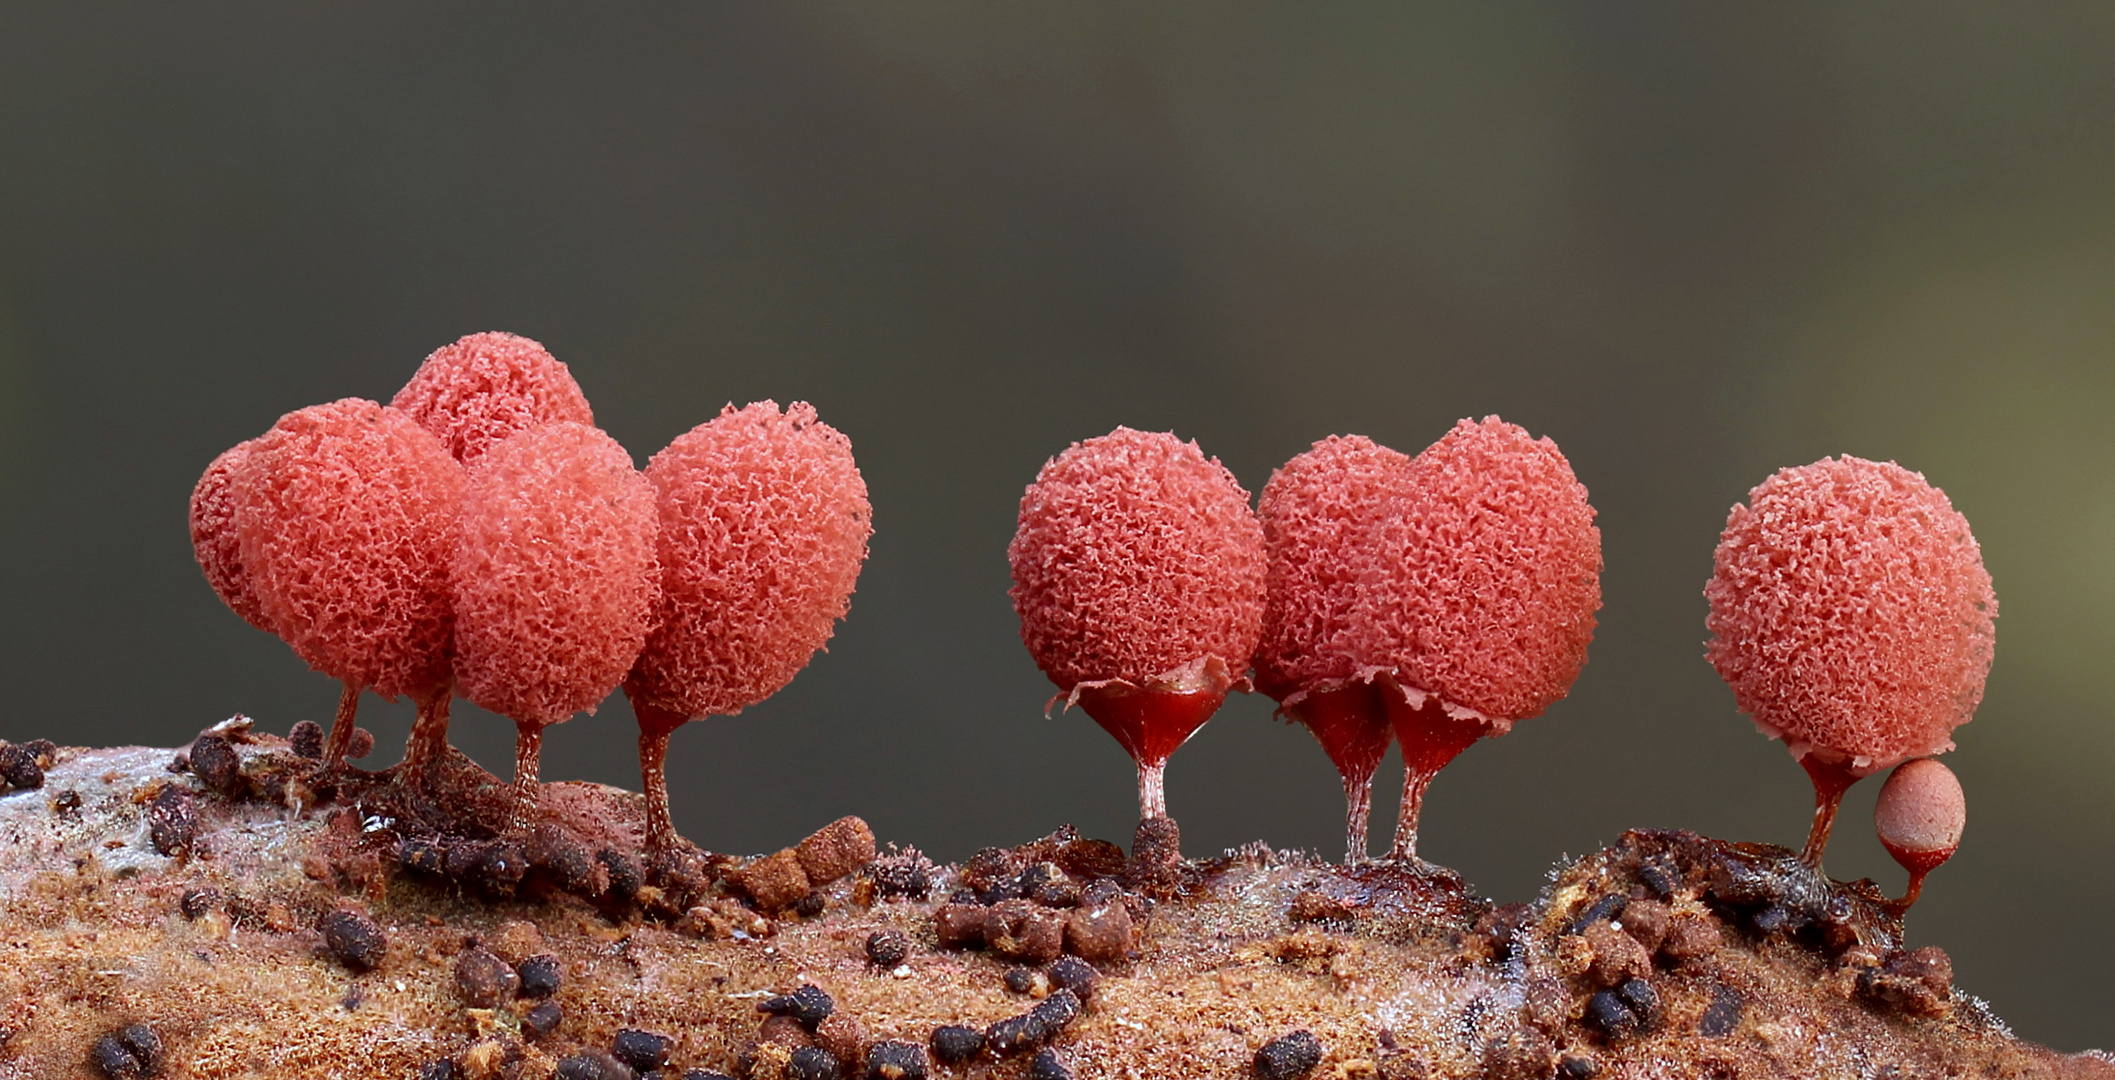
[1252,1030,1322,1080]
[759,984,835,1030]
[1029,1048,1073,1080]
[1030,877,1082,909]
[179,887,219,920]
[789,1045,844,1080]
[554,1050,632,1080]
[1003,967,1041,996]
[116,1025,162,1075]
[1563,894,1627,936]
[1017,861,1067,895]
[91,1033,142,1079]
[20,738,56,765]
[52,788,82,816]
[794,890,828,918]
[1636,861,1678,899]
[1047,955,1097,1005]
[863,1040,928,1080]
[443,841,486,881]
[528,828,600,895]
[398,837,447,876]
[929,1025,984,1064]
[0,743,45,790]
[962,847,1022,895]
[188,735,243,798]
[522,1001,563,1042]
[319,908,387,973]
[1080,879,1123,906]
[866,930,910,968]
[600,849,644,904]
[147,786,196,857]
[453,946,520,1008]
[1557,1053,1598,1079]
[418,1058,463,1080]
[1584,991,1639,1041]
[344,726,375,760]
[1699,984,1743,1037]
[474,843,530,897]
[517,954,564,999]
[613,1028,673,1073]
[288,720,326,760]
[1615,978,1662,1028]
[986,989,1080,1055]
[865,860,933,900]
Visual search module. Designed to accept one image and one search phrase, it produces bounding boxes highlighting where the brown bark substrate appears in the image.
[0,726,2107,1080]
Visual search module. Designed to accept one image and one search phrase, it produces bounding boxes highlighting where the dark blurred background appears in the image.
[2,2,2110,1050]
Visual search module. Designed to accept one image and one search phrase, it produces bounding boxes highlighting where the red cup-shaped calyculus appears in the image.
[624,401,872,859]
[452,422,660,799]
[1706,456,1995,866]
[1009,427,1266,823]
[1365,417,1602,860]
[231,400,465,767]
[1256,435,1415,861]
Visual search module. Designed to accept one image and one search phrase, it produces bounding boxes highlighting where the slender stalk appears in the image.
[323,682,361,768]
[1137,758,1168,821]
[1896,867,1929,912]
[639,725,675,861]
[1390,766,1441,862]
[400,689,451,789]
[1798,755,1860,869]
[514,723,543,790]
[1342,775,1375,864]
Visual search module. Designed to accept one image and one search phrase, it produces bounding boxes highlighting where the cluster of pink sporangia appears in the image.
[1011,428,1993,910]
[191,332,872,860]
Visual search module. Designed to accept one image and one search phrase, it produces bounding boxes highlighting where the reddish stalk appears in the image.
[633,701,688,861]
[1798,755,1860,869]
[1286,682,1393,862]
[399,688,452,788]
[1383,690,1487,862]
[322,682,361,768]
[1074,684,1226,821]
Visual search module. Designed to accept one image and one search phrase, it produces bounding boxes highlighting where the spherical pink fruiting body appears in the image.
[391,332,594,465]
[452,422,660,729]
[1365,417,1602,726]
[1875,758,1966,860]
[625,401,872,720]
[1009,427,1266,692]
[232,399,464,700]
[1705,456,1996,775]
[190,438,273,632]
[1255,435,1416,702]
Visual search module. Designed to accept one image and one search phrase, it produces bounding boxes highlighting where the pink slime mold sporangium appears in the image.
[1705,455,1995,866]
[390,332,594,466]
[624,401,872,859]
[231,399,465,768]
[1255,435,1415,862]
[1367,417,1602,860]
[1874,757,1966,913]
[452,422,660,799]
[189,438,273,634]
[1008,426,1266,824]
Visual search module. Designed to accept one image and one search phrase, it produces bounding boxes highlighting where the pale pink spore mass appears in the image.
[1706,456,1996,774]
[190,438,273,633]
[452,422,660,729]
[1009,427,1266,692]
[1367,417,1602,726]
[232,399,464,700]
[625,401,872,720]
[1875,758,1966,858]
[391,331,594,465]
[1255,435,1414,702]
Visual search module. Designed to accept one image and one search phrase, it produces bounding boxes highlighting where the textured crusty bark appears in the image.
[0,737,2107,1080]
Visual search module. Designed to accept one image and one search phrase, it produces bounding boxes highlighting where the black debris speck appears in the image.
[518,954,564,999]
[52,789,82,816]
[863,1040,927,1080]
[20,738,56,765]
[398,837,447,876]
[418,1058,463,1080]
[1636,861,1678,899]
[1029,1048,1074,1080]
[794,890,827,918]
[179,887,218,920]
[600,848,643,904]
[986,989,1080,1055]
[288,720,325,760]
[319,909,387,973]
[612,1029,673,1074]
[188,735,243,798]
[1584,990,1640,1041]
[759,984,835,1030]
[865,930,909,968]
[453,946,520,1008]
[1615,978,1662,1028]
[1047,956,1097,1005]
[117,1024,163,1075]
[523,1001,564,1042]
[865,859,933,900]
[789,1045,843,1080]
[1253,1030,1322,1080]
[91,1033,142,1079]
[1557,1053,1598,1079]
[473,843,529,897]
[1003,967,1039,995]
[929,1025,984,1064]
[147,786,196,857]
[554,1049,634,1080]
[1699,984,1743,1037]
[0,743,45,790]
[1563,894,1627,937]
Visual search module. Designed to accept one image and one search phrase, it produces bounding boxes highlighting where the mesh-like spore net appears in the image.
[1366,417,1602,724]
[233,399,465,700]
[1009,427,1266,691]
[1255,435,1415,701]
[1705,456,1996,774]
[625,401,872,720]
[452,422,661,729]
[190,439,274,632]
[390,332,594,465]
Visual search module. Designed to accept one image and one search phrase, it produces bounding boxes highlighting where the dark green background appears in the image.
[2,3,2109,1050]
